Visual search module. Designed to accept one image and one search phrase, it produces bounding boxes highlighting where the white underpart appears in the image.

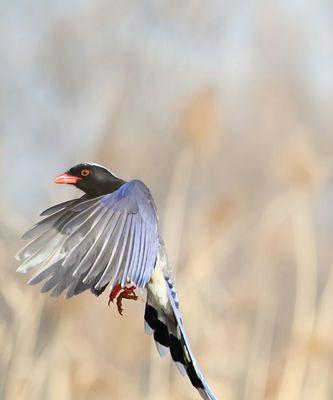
[147,251,169,310]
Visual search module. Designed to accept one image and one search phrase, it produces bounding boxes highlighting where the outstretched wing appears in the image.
[16,180,160,298]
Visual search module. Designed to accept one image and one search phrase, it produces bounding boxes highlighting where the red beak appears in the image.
[54,172,82,184]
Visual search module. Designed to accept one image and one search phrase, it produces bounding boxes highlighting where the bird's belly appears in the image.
[147,262,169,310]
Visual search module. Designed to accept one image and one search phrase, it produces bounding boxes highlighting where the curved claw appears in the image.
[108,285,138,315]
[108,283,122,306]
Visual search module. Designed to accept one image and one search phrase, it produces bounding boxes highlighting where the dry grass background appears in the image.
[1,2,333,400]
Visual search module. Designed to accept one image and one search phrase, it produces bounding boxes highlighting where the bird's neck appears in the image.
[94,176,126,196]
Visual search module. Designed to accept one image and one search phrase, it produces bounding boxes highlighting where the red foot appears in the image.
[108,284,137,315]
[108,284,122,306]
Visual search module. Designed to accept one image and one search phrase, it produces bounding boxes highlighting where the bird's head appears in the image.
[54,163,125,196]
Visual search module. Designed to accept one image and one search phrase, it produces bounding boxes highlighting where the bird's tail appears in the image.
[145,276,217,400]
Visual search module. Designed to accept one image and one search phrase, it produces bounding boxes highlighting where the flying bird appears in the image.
[16,162,217,400]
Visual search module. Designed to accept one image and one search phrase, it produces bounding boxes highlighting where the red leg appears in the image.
[108,284,122,306]
[116,291,138,315]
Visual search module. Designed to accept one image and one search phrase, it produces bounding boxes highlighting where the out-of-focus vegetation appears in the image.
[1,1,333,399]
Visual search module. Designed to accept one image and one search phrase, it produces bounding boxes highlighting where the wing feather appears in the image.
[65,207,112,275]
[134,224,147,285]
[107,214,132,288]
[119,216,136,288]
[126,216,142,284]
[40,199,79,216]
[58,202,102,235]
[81,212,122,284]
[88,217,123,288]
[22,210,66,240]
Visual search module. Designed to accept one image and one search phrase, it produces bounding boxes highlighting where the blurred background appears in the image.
[1,1,333,399]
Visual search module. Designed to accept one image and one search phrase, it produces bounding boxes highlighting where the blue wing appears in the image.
[16,180,160,298]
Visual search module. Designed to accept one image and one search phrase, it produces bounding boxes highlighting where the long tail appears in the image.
[145,272,217,400]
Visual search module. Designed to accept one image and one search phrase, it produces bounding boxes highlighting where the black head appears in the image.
[54,163,125,196]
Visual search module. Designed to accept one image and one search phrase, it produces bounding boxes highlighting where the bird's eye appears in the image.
[81,169,90,177]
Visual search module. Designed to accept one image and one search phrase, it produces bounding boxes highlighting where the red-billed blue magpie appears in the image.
[16,162,217,400]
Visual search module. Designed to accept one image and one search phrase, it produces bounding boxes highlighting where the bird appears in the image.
[16,162,217,400]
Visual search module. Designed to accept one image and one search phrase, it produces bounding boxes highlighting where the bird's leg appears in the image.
[116,288,138,315]
[108,284,138,314]
[108,284,122,306]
